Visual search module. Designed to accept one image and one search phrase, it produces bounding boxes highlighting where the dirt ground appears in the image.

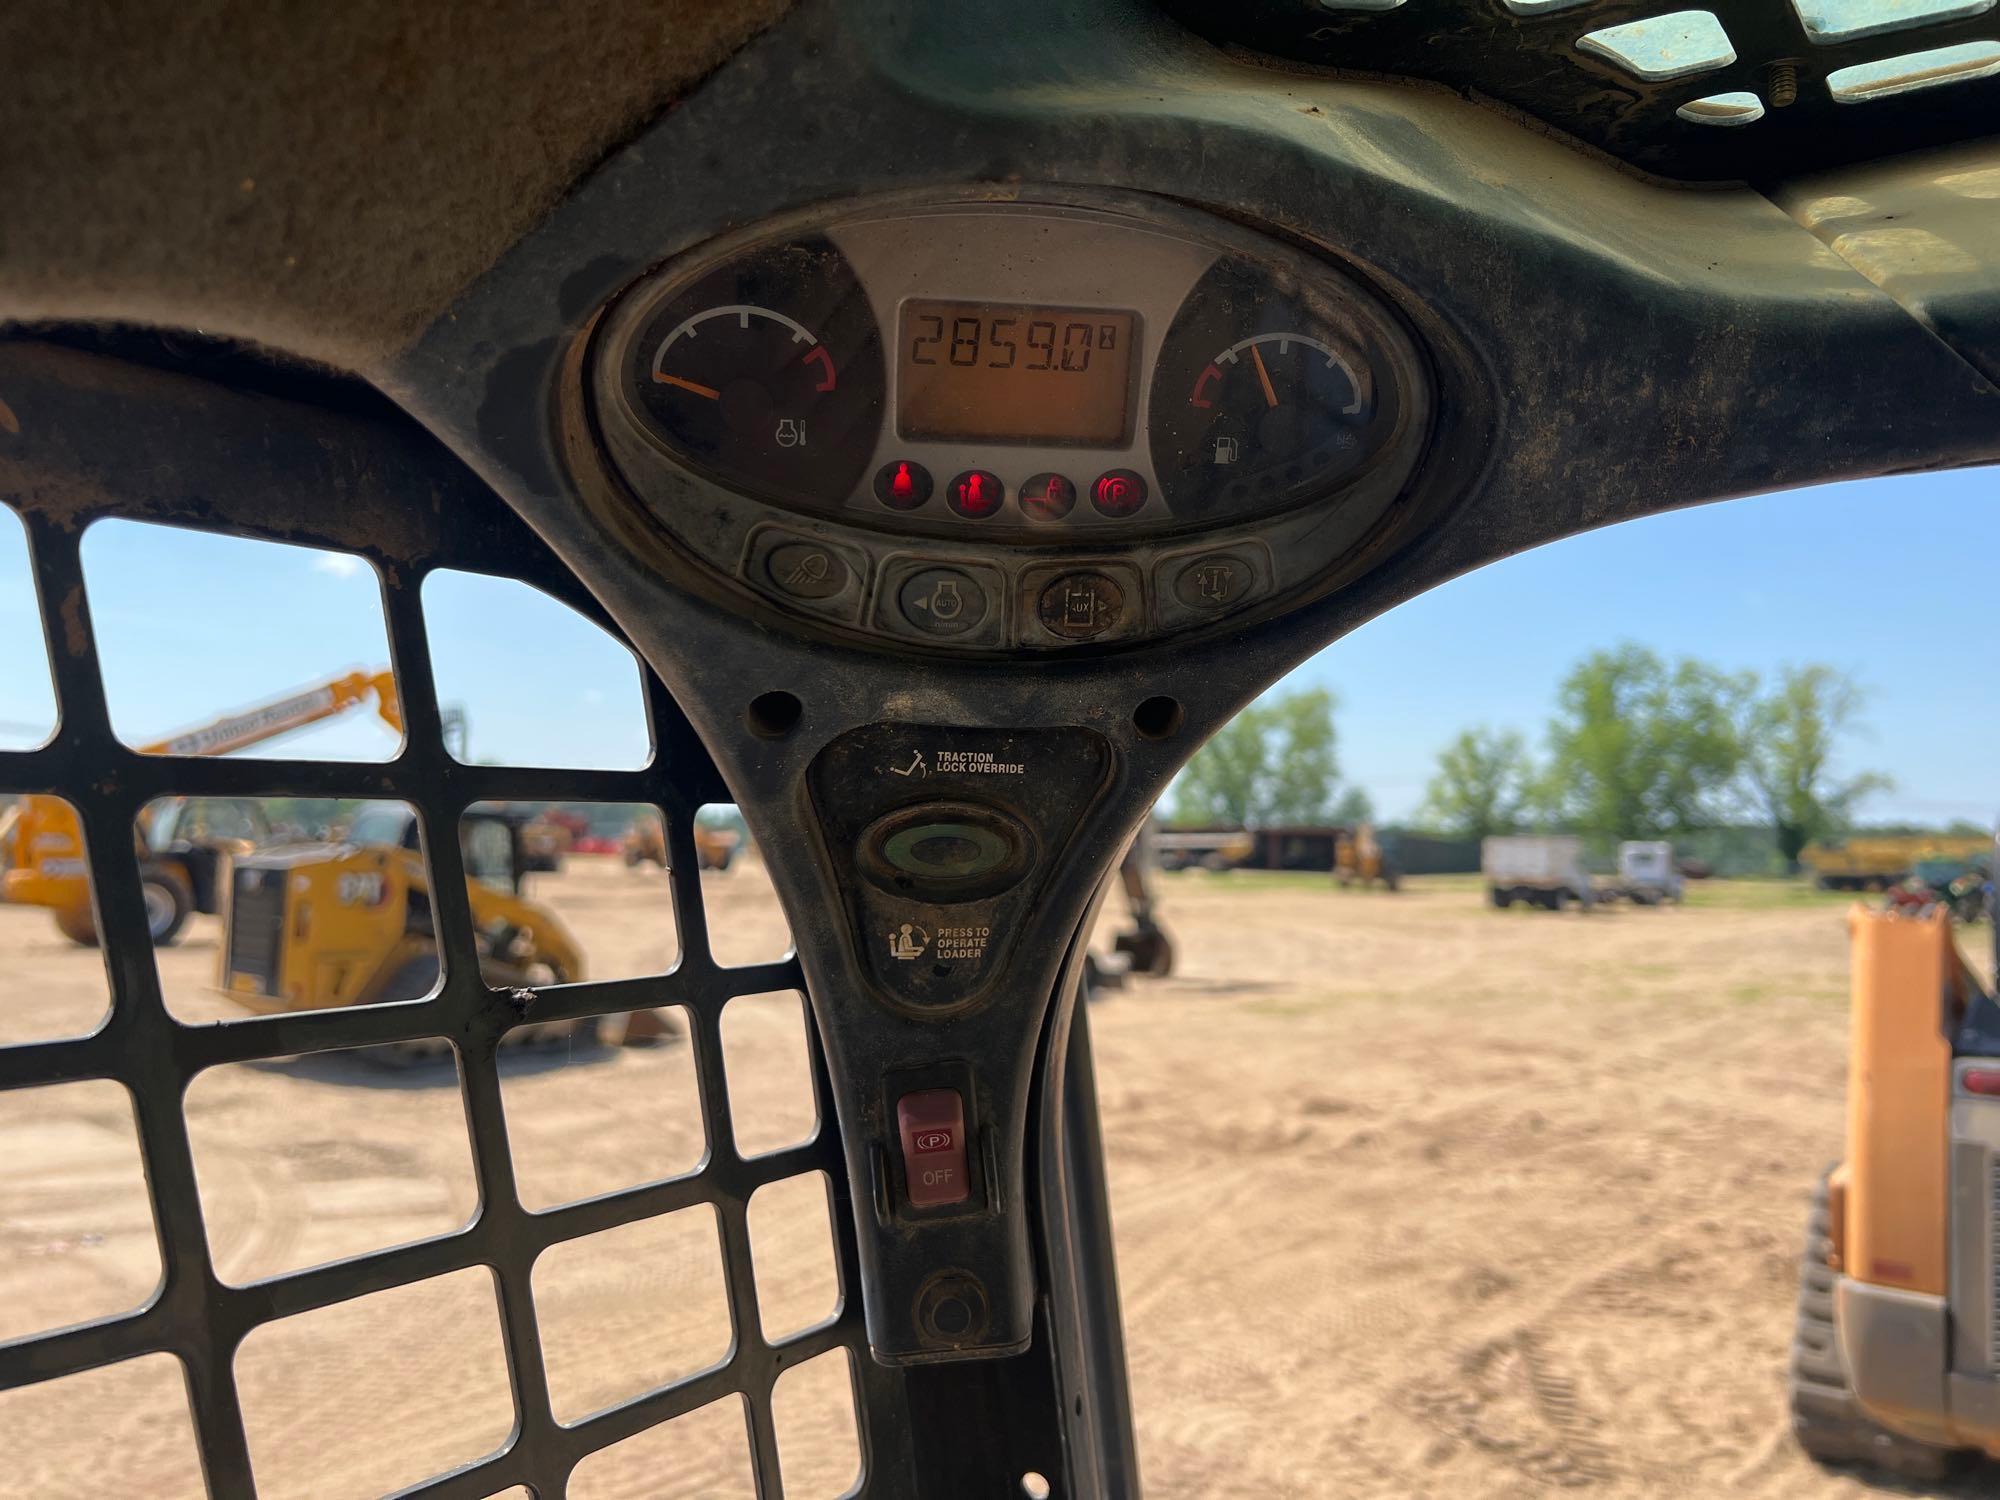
[1,857,1995,1498]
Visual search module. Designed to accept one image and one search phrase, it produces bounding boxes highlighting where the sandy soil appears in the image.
[0,858,1993,1498]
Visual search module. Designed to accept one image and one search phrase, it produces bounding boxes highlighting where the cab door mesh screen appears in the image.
[0,336,906,1498]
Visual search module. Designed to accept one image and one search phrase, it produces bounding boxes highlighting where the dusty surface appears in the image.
[0,858,1994,1498]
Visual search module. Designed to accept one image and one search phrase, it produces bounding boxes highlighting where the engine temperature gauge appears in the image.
[622,237,885,507]
[1149,257,1401,521]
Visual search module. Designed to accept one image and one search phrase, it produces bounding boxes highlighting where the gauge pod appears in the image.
[584,194,1438,653]
[621,236,886,506]
[1148,256,1408,521]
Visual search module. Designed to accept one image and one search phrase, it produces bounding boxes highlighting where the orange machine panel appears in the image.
[1844,909,1960,1296]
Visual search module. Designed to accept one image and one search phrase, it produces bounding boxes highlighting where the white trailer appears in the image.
[1612,840,1683,905]
[1482,835,1595,911]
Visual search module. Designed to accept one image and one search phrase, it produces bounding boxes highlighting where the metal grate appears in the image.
[0,332,906,1497]
[223,865,286,998]
[1159,0,2000,182]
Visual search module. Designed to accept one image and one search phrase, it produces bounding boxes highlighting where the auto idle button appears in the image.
[898,568,988,637]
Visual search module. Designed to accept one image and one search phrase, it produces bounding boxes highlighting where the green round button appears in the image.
[882,821,1014,880]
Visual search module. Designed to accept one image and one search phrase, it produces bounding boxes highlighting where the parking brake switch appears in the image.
[896,1089,969,1208]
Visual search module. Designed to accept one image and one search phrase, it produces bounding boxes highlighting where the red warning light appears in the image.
[947,469,1004,519]
[1090,469,1148,517]
[873,459,933,510]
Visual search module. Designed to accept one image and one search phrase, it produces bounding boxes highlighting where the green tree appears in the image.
[1739,665,1891,871]
[1331,785,1375,825]
[1542,645,1747,840]
[1171,687,1340,826]
[1262,688,1339,824]
[1418,727,1533,840]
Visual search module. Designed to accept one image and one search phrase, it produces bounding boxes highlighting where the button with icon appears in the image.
[1172,553,1250,611]
[874,459,934,511]
[1036,570,1126,641]
[1089,469,1147,518]
[898,567,989,637]
[765,541,850,601]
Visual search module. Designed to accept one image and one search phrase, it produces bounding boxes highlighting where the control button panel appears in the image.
[590,198,1435,656]
[897,1089,970,1208]
[808,722,1112,1013]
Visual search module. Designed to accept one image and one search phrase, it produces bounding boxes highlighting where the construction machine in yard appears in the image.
[219,801,667,1047]
[0,669,399,945]
[1334,823,1400,892]
[622,808,738,871]
[1804,835,1993,893]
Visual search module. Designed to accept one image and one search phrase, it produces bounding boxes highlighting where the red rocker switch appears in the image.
[896,1088,969,1208]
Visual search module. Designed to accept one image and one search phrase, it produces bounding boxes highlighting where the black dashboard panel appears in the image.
[585,194,1433,654]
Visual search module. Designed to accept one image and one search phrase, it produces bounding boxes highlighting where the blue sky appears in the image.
[0,518,651,771]
[2,468,1995,825]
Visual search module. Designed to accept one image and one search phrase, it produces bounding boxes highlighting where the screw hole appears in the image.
[1132,695,1183,740]
[1021,1474,1052,1500]
[746,690,802,739]
[931,962,951,979]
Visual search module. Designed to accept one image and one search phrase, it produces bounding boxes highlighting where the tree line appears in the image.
[1418,646,1891,867]
[1168,646,1902,871]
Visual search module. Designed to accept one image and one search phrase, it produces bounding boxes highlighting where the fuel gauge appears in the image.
[623,237,885,508]
[1149,257,1401,521]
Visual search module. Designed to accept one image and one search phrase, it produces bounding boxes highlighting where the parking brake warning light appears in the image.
[896,1088,970,1208]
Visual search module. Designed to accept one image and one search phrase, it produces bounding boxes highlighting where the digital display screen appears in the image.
[898,300,1136,446]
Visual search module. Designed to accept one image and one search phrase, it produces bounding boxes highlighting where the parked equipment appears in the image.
[1608,840,1683,905]
[622,811,739,871]
[0,670,400,944]
[518,810,584,873]
[1802,835,1992,892]
[1884,860,1991,927]
[1483,835,1595,911]
[217,801,663,1046]
[1789,905,2000,1477]
[1154,827,1257,872]
[1334,823,1400,891]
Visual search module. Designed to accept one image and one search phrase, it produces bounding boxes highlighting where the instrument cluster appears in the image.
[588,197,1432,652]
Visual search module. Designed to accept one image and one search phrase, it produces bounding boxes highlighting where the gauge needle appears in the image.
[652,372,721,400]
[1249,344,1279,409]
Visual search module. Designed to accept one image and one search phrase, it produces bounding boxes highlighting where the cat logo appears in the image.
[336,871,387,907]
